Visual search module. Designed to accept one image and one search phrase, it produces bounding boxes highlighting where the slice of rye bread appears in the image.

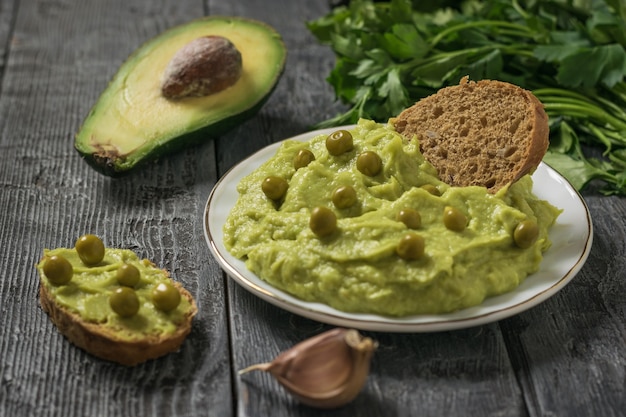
[39,277,197,367]
[394,77,549,193]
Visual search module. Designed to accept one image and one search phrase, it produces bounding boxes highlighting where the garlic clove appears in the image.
[239,328,377,409]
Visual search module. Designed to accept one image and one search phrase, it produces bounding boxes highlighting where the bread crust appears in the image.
[394,78,549,192]
[39,277,197,366]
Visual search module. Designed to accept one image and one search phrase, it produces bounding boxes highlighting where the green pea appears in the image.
[356,151,382,176]
[326,130,353,156]
[332,185,357,209]
[309,206,337,237]
[262,176,288,201]
[443,206,467,232]
[396,233,425,260]
[152,282,181,312]
[116,264,140,287]
[293,149,315,170]
[43,255,73,285]
[421,184,441,196]
[514,220,539,249]
[396,208,421,229]
[75,234,105,266]
[109,287,140,317]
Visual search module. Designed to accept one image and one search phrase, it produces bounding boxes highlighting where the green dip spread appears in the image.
[37,247,194,340]
[224,119,561,316]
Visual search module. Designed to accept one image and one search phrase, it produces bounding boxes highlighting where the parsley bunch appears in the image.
[308,0,626,195]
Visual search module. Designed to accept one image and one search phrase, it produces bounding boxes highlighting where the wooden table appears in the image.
[0,1,624,416]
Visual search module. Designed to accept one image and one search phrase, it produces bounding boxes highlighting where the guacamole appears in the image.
[224,119,561,316]
[37,247,194,339]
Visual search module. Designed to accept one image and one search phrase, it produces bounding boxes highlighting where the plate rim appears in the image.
[203,125,593,333]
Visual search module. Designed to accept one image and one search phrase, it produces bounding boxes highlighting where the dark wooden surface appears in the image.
[0,1,624,416]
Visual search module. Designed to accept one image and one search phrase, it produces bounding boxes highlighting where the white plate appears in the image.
[203,126,593,332]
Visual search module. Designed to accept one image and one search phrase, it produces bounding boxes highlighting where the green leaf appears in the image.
[306,16,336,43]
[533,44,585,62]
[556,43,626,88]
[586,9,626,45]
[532,31,589,64]
[330,33,365,61]
[388,0,414,23]
[410,52,469,88]
[327,60,360,102]
[378,67,410,116]
[381,23,429,60]
[465,48,503,80]
[550,30,589,46]
[548,119,578,154]
[543,151,605,191]
[365,48,393,66]
[350,59,383,80]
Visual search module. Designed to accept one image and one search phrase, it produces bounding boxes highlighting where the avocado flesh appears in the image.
[75,17,286,176]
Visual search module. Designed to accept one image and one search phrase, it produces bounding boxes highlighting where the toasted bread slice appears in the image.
[394,77,549,193]
[37,249,197,366]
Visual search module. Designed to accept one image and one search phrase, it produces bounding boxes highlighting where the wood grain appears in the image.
[500,193,626,417]
[0,0,624,416]
[0,0,231,416]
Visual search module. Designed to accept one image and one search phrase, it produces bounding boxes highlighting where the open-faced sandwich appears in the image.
[36,234,197,366]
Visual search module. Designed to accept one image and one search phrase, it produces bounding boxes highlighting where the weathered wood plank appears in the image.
[0,0,18,78]
[0,0,232,416]
[500,193,626,417]
[234,312,528,417]
[1,0,625,416]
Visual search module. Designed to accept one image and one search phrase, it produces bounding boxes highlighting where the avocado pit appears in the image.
[162,35,243,99]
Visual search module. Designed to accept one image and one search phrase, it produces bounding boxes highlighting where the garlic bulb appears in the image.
[239,328,377,409]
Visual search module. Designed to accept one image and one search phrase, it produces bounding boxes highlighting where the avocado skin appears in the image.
[75,16,286,177]
[77,89,278,177]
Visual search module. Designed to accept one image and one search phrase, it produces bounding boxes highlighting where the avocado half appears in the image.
[75,16,287,176]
